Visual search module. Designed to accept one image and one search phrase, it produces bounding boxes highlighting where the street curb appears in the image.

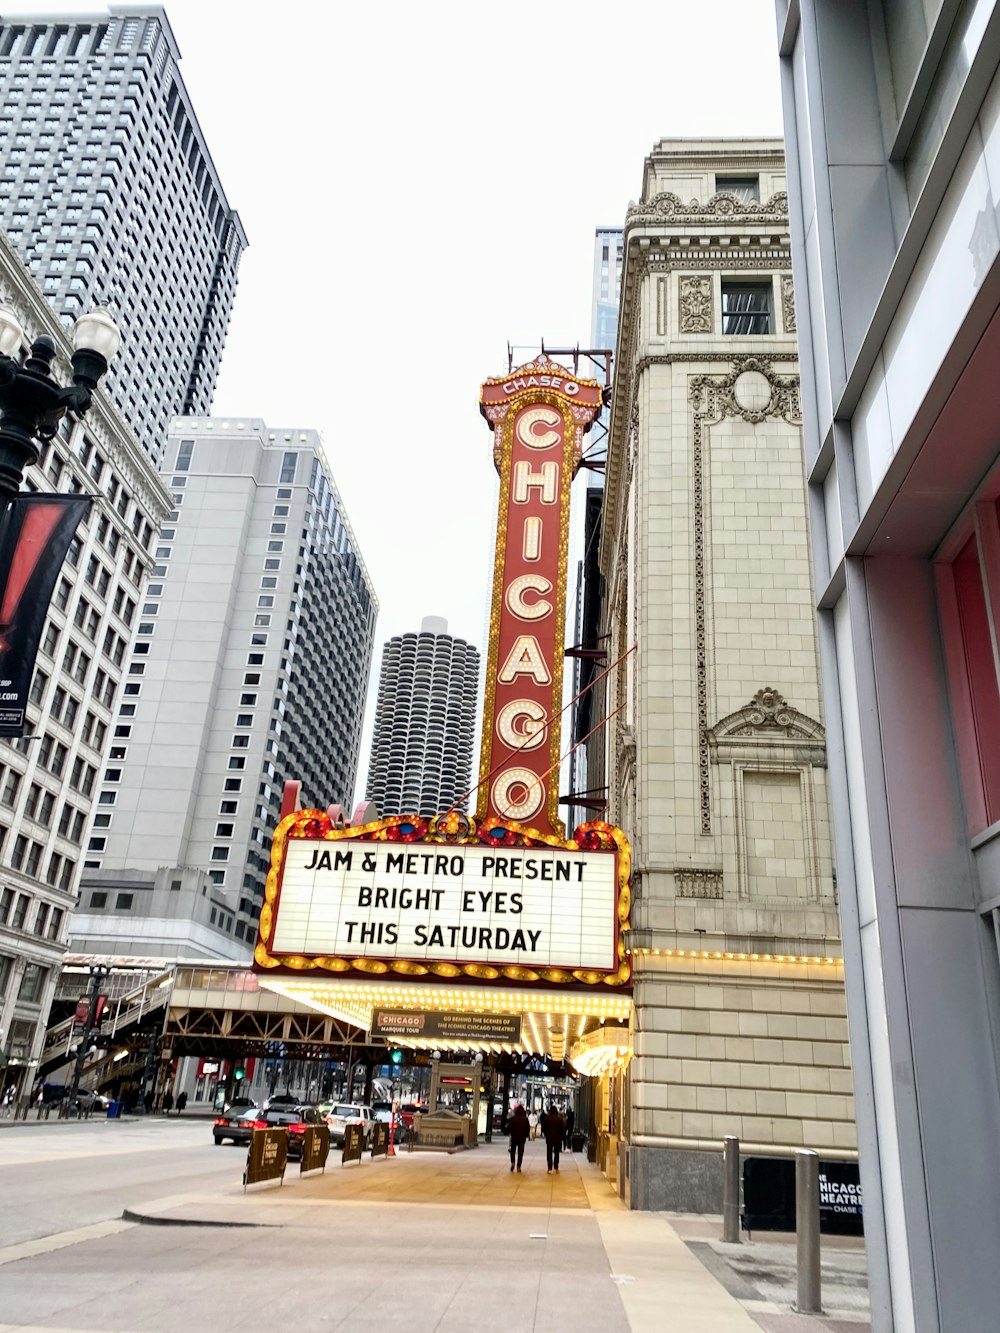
[121,1208,270,1229]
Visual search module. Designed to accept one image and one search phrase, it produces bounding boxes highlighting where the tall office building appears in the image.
[365,617,479,818]
[0,7,247,460]
[0,231,171,1088]
[69,419,377,956]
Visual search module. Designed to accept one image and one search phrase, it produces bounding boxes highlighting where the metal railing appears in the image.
[41,967,173,1068]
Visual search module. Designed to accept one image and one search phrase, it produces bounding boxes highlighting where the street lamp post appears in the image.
[0,304,120,502]
[68,963,109,1109]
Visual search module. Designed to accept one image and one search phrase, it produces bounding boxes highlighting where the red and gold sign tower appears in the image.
[477,356,604,838]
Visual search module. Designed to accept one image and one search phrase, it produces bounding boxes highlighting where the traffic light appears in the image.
[233,1064,246,1081]
[390,1049,403,1066]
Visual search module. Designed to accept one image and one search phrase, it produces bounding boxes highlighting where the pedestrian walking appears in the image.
[565,1105,575,1150]
[528,1108,538,1140]
[541,1102,565,1173]
[2,1083,15,1117]
[508,1103,530,1173]
[176,1091,187,1114]
[143,1090,153,1114]
[162,1090,173,1114]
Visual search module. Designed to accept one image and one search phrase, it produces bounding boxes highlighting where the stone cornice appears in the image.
[626,190,789,227]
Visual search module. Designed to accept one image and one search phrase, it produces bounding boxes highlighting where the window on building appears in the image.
[721,280,773,335]
[175,439,194,471]
[18,962,46,1003]
[280,452,297,484]
[715,174,760,201]
[114,892,133,910]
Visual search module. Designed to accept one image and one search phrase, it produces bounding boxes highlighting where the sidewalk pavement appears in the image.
[125,1138,871,1333]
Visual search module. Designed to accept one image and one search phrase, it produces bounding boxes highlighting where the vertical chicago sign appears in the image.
[478,356,603,838]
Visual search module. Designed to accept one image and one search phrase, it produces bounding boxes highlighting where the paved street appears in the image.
[0,1118,870,1333]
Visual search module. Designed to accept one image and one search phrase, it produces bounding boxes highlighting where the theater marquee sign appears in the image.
[255,810,631,989]
[254,357,632,998]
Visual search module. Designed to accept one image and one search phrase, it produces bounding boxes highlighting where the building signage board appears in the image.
[478,357,603,837]
[255,811,632,991]
[372,1010,522,1045]
[742,1158,864,1236]
[268,836,618,972]
[370,1122,389,1158]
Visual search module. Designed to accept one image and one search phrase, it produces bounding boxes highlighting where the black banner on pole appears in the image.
[0,493,91,736]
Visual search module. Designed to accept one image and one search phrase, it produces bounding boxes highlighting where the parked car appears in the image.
[223,1095,259,1115]
[399,1103,428,1132]
[324,1102,374,1147]
[214,1104,325,1158]
[213,1108,262,1147]
[373,1105,406,1144]
[74,1090,110,1112]
[263,1093,302,1111]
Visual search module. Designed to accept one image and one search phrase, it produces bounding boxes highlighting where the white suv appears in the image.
[324,1102,374,1146]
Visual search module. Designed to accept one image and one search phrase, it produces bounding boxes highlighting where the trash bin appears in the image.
[572,1131,585,1154]
[106,1101,121,1119]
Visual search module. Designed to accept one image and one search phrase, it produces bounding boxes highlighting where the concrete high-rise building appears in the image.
[366,617,479,818]
[0,7,246,460]
[0,231,170,1090]
[776,6,1000,1328]
[69,419,377,956]
[597,139,853,1210]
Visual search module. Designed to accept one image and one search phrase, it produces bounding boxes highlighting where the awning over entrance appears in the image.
[257,976,631,1072]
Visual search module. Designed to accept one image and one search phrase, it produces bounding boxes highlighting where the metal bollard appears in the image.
[722,1136,741,1243]
[795,1149,822,1314]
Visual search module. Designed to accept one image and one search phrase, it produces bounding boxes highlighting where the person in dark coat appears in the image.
[564,1105,575,1150]
[162,1090,173,1114]
[176,1091,188,1114]
[541,1102,565,1173]
[508,1103,530,1173]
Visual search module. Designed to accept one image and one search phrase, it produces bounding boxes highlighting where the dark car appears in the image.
[255,1105,326,1159]
[213,1108,262,1147]
[223,1096,259,1115]
[263,1093,302,1111]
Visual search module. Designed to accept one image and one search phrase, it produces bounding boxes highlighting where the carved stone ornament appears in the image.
[781,274,796,332]
[679,275,713,333]
[689,356,801,426]
[709,688,825,743]
[626,191,788,225]
[674,868,723,900]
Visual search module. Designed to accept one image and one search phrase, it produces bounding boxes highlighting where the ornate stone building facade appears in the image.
[600,140,854,1210]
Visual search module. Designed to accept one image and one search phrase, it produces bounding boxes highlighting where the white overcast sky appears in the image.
[21,0,786,804]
